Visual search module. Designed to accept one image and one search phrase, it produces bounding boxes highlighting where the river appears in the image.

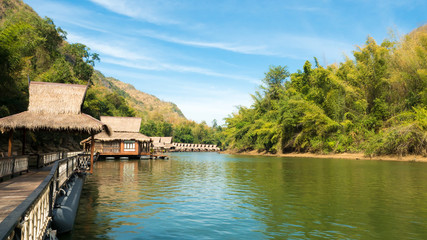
[64,152,427,239]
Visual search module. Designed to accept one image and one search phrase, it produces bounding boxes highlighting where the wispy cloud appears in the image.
[138,30,268,55]
[67,33,258,83]
[137,28,353,61]
[67,33,154,61]
[89,0,180,25]
[102,57,258,83]
[24,0,111,34]
[65,20,110,34]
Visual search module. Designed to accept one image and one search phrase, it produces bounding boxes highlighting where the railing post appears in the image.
[66,158,69,178]
[11,157,15,178]
[56,165,60,192]
[49,180,54,218]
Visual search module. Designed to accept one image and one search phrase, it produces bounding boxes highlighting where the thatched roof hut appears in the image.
[0,81,108,134]
[151,137,173,150]
[81,116,152,156]
[83,116,150,142]
[0,81,108,171]
[151,137,172,144]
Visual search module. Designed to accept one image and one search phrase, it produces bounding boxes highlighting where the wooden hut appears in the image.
[82,116,152,157]
[0,81,109,173]
[151,137,173,152]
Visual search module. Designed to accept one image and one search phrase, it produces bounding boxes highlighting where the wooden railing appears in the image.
[0,153,95,240]
[38,152,61,167]
[66,151,83,158]
[0,156,29,180]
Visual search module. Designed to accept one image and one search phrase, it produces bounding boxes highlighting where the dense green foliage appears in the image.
[224,28,427,156]
[140,119,224,147]
[0,1,125,152]
[0,1,222,152]
[5,0,425,155]
[0,3,105,117]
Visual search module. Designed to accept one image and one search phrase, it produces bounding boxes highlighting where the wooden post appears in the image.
[90,134,94,174]
[8,130,13,157]
[22,129,26,155]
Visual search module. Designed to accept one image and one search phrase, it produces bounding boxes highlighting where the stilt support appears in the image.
[90,134,94,174]
[8,130,13,157]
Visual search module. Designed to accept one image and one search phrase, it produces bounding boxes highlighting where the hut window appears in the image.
[105,142,120,153]
[124,141,136,151]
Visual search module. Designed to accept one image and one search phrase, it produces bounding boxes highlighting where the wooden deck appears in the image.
[0,167,51,223]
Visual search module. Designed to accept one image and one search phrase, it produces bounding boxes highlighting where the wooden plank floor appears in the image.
[0,168,51,223]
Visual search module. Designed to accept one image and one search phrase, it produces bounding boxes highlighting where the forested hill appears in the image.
[0,0,187,124]
[0,0,224,152]
[105,75,186,124]
[224,25,427,156]
[85,70,186,124]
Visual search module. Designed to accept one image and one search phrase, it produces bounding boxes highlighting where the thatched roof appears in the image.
[0,81,108,134]
[100,116,141,132]
[151,137,173,149]
[90,131,151,142]
[151,137,172,144]
[28,81,87,114]
[80,116,148,143]
[0,111,108,133]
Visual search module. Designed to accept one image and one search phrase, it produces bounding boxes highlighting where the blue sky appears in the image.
[24,0,426,125]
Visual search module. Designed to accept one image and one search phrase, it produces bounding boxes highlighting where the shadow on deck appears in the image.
[0,166,52,222]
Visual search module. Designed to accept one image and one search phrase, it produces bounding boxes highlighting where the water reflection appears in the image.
[66,153,427,239]
[224,156,427,239]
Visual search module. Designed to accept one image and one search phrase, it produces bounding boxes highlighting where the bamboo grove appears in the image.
[1,0,426,155]
[224,26,427,156]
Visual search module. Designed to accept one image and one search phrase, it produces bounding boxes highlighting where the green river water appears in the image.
[64,152,427,239]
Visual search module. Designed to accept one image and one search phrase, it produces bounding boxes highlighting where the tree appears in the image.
[262,65,289,100]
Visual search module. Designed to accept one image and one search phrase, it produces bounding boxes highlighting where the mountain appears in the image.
[0,0,32,21]
[89,71,187,124]
[97,73,187,124]
[0,0,194,153]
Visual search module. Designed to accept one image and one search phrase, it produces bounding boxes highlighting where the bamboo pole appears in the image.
[8,130,13,157]
[90,134,94,174]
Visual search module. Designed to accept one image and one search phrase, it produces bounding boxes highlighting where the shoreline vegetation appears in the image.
[0,0,222,153]
[0,0,426,157]
[222,150,427,162]
[222,25,427,157]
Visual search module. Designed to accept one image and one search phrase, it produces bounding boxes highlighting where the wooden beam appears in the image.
[8,131,13,157]
[22,129,26,155]
[90,134,94,174]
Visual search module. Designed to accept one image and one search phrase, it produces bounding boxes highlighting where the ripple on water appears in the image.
[67,153,427,240]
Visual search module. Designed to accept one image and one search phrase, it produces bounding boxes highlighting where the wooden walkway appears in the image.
[0,167,51,223]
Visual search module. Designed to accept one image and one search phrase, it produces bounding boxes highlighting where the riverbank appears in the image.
[222,150,427,162]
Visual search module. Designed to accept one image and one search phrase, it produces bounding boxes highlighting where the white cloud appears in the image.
[25,0,109,33]
[102,57,258,83]
[138,30,268,55]
[137,28,353,62]
[66,33,154,61]
[66,34,257,83]
[89,0,180,25]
